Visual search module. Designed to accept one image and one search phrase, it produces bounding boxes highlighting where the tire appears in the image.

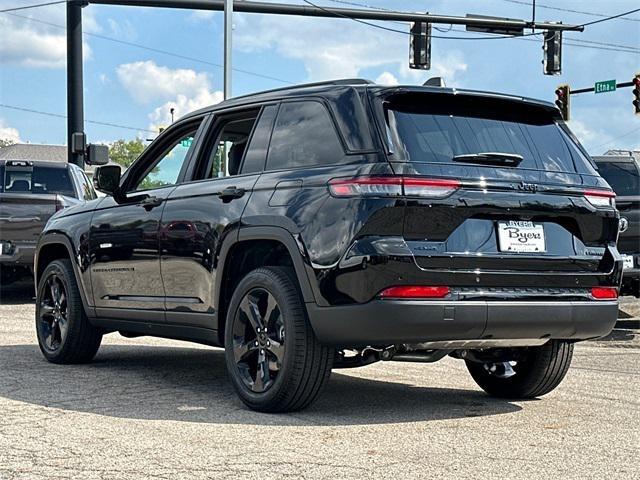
[465,340,574,399]
[35,259,103,364]
[224,266,333,413]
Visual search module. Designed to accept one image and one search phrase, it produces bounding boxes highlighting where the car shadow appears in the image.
[0,343,521,426]
[0,280,35,305]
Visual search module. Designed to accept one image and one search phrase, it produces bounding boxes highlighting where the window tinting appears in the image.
[597,161,640,197]
[241,105,278,174]
[3,166,75,196]
[267,101,344,171]
[384,95,595,174]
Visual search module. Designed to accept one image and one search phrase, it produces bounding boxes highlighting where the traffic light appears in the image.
[410,22,432,70]
[633,73,640,115]
[555,84,570,121]
[543,30,562,75]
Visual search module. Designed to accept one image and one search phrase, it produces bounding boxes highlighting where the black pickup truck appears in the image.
[593,154,640,297]
[0,159,97,284]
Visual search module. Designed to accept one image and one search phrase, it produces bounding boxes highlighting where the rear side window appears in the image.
[597,161,640,196]
[266,101,344,171]
[3,166,75,196]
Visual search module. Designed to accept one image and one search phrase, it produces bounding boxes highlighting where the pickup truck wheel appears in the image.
[36,259,102,364]
[224,267,333,413]
[465,340,573,399]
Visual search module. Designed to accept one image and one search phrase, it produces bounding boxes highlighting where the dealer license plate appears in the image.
[497,221,546,253]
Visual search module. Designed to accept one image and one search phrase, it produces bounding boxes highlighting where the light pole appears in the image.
[224,0,233,100]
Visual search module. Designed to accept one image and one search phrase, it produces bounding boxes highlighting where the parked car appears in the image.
[0,159,96,285]
[593,154,639,297]
[34,79,622,412]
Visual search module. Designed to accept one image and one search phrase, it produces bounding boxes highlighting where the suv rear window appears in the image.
[2,165,75,196]
[596,161,640,196]
[384,93,597,175]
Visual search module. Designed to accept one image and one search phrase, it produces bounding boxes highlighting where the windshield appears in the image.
[596,161,640,197]
[2,166,75,196]
[384,94,597,175]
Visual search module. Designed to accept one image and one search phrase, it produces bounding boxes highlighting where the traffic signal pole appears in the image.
[66,1,85,168]
[224,0,233,100]
[69,0,585,164]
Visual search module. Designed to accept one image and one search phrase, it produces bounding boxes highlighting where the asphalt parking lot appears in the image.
[0,283,638,480]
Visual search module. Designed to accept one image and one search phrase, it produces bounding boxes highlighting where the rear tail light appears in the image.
[328,176,460,198]
[379,285,451,299]
[591,287,618,300]
[584,189,615,208]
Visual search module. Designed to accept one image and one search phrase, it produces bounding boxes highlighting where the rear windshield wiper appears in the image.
[452,152,524,167]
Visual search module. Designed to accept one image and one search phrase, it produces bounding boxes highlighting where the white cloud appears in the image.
[117,60,214,104]
[375,71,399,86]
[148,89,224,132]
[0,119,22,144]
[107,18,136,42]
[117,61,223,132]
[234,14,467,85]
[188,10,216,22]
[0,4,95,69]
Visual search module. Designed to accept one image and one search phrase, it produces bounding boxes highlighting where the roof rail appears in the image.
[226,78,373,103]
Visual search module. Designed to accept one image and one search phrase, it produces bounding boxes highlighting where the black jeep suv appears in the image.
[34,80,622,412]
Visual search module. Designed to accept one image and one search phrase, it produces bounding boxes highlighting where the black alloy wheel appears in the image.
[36,259,103,364]
[232,287,286,393]
[38,273,69,353]
[224,267,333,413]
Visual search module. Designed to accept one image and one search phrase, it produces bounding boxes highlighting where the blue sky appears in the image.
[0,0,638,154]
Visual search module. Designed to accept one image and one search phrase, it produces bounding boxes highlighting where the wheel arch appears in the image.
[215,226,316,343]
[36,233,93,316]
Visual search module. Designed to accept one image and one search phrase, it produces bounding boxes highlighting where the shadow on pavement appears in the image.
[0,280,35,305]
[0,343,521,426]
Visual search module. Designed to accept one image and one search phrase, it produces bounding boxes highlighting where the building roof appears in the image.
[0,143,118,175]
[0,143,67,162]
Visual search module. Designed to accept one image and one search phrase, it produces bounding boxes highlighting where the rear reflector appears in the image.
[591,287,618,300]
[584,189,615,208]
[329,176,460,198]
[379,285,451,299]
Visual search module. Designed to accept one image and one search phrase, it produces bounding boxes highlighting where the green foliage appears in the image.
[0,138,16,148]
[109,138,146,169]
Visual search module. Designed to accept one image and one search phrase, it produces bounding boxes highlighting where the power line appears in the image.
[0,1,67,13]
[6,12,294,84]
[0,104,156,133]
[324,0,639,52]
[500,0,640,23]
[592,127,640,151]
[309,1,640,41]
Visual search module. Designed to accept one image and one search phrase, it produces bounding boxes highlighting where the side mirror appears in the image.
[94,165,121,196]
[86,144,109,166]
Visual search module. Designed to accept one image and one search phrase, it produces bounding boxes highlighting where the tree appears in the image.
[109,138,146,169]
[0,138,16,148]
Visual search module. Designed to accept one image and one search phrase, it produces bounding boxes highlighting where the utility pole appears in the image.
[224,0,233,100]
[67,1,85,168]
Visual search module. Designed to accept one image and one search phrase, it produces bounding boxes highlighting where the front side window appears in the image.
[134,128,198,191]
[266,101,345,171]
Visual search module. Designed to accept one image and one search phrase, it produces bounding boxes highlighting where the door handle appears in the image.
[140,196,163,211]
[217,187,245,203]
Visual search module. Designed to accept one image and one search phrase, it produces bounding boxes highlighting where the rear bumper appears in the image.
[0,244,35,267]
[306,299,618,347]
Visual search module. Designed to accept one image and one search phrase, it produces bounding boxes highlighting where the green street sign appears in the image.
[595,79,617,94]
